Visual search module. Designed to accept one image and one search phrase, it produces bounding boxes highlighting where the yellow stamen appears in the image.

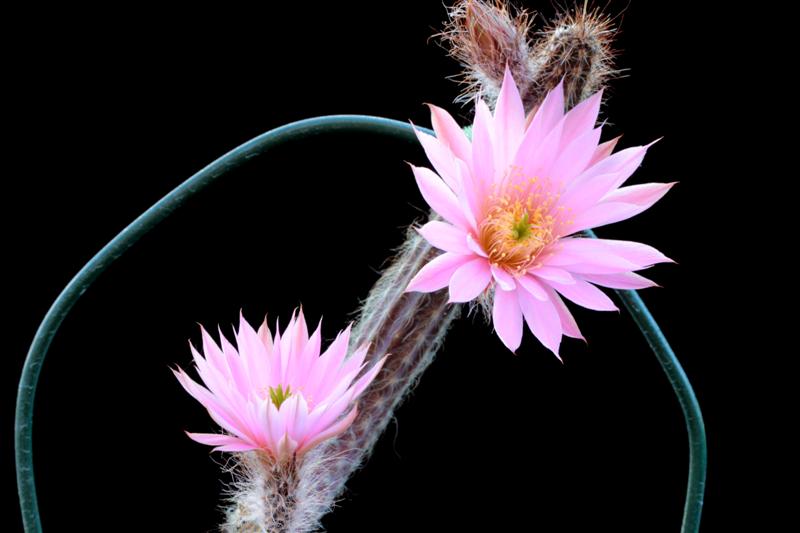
[478,178,559,275]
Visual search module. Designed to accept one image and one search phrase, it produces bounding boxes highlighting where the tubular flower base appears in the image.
[407,68,674,356]
[173,310,387,463]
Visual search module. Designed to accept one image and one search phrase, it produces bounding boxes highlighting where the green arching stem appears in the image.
[592,226,706,533]
[15,115,705,532]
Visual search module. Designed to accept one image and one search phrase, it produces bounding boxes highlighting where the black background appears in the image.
[3,2,748,531]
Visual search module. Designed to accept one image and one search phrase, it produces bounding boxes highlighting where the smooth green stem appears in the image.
[586,229,707,532]
[15,116,705,532]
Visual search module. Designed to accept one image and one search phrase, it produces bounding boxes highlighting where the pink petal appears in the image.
[213,441,259,452]
[275,433,299,461]
[531,266,575,284]
[295,322,322,386]
[186,432,254,449]
[558,172,620,216]
[543,239,642,274]
[219,328,249,395]
[517,274,548,301]
[454,157,481,230]
[527,78,565,141]
[551,126,603,183]
[512,78,565,168]
[545,288,584,341]
[339,342,370,380]
[173,368,249,440]
[348,355,388,398]
[292,308,310,355]
[562,89,603,142]
[298,405,359,457]
[514,117,564,187]
[406,252,471,293]
[589,135,621,166]
[493,67,526,168]
[491,264,516,291]
[306,326,352,399]
[570,145,649,193]
[239,317,271,385]
[413,126,460,191]
[417,220,471,254]
[428,103,472,162]
[257,316,273,350]
[493,287,523,352]
[448,257,492,303]
[472,99,496,188]
[569,201,651,233]
[265,402,286,451]
[581,272,659,290]
[603,181,676,207]
[294,394,312,438]
[467,233,488,257]
[411,164,471,230]
[582,239,673,267]
[517,288,562,358]
[549,278,618,311]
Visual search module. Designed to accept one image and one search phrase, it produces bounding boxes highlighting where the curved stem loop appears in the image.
[15,116,705,532]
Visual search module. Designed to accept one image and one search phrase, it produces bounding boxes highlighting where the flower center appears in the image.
[479,194,556,276]
[268,384,292,408]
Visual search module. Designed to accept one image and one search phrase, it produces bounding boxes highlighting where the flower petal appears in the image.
[514,117,564,186]
[517,288,562,358]
[406,252,471,293]
[298,405,359,457]
[428,103,471,162]
[525,78,565,143]
[544,239,642,274]
[448,257,492,303]
[549,278,618,311]
[603,181,676,207]
[517,274,548,301]
[579,239,674,267]
[570,144,649,194]
[551,126,603,183]
[186,432,255,450]
[580,271,659,290]
[491,264,516,291]
[493,66,526,168]
[472,99,496,188]
[411,164,471,230]
[493,287,523,352]
[569,202,651,233]
[562,89,603,142]
[413,125,460,191]
[467,233,488,257]
[589,135,621,166]
[545,287,584,341]
[417,220,471,254]
[532,266,575,284]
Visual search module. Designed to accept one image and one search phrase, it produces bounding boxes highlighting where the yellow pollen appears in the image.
[478,193,556,276]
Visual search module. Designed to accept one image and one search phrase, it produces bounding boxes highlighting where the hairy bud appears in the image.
[441,0,617,111]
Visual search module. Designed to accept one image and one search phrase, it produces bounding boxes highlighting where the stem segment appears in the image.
[586,229,706,533]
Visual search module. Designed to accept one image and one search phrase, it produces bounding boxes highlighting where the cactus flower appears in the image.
[173,310,386,461]
[407,68,673,356]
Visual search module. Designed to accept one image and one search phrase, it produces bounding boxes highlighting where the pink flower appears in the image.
[173,310,386,461]
[406,68,674,357]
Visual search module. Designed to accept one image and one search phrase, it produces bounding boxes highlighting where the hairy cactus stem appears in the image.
[223,452,299,533]
[440,0,617,113]
[292,224,460,528]
[261,4,621,529]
